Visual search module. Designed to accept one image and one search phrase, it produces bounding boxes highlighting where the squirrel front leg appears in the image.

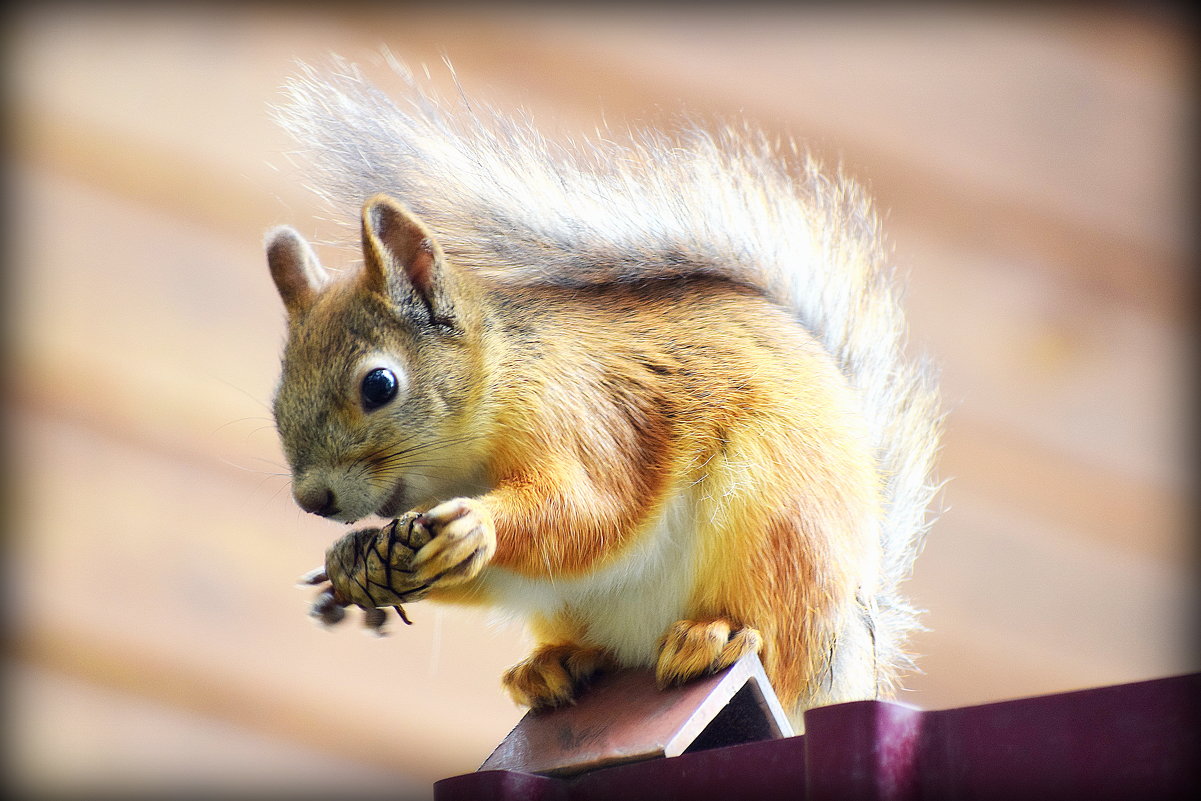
[422,476,638,709]
[413,467,629,590]
[411,478,560,589]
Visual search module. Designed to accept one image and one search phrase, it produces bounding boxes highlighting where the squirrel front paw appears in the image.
[655,619,763,689]
[411,497,496,587]
[502,643,614,709]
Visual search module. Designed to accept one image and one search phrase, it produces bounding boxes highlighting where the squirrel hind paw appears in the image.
[655,619,763,689]
[502,643,612,709]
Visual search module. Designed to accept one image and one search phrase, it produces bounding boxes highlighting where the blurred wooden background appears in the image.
[6,4,1195,798]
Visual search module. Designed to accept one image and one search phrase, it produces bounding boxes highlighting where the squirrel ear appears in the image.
[361,195,455,328]
[265,226,329,316]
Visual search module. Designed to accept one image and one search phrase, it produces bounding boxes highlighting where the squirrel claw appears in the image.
[411,498,496,586]
[297,566,329,586]
[655,619,763,688]
[309,587,348,626]
[362,606,388,635]
[503,643,614,709]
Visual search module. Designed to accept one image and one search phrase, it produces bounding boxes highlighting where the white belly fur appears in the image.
[480,488,699,667]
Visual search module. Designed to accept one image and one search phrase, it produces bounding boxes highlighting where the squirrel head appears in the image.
[265,196,488,523]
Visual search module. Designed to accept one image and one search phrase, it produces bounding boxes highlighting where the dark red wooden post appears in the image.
[435,671,1200,800]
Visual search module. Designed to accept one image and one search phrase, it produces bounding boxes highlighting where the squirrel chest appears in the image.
[480,487,699,667]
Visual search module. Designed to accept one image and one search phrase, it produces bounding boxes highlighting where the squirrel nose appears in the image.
[295,485,339,517]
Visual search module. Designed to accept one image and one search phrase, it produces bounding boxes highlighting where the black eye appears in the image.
[360,367,398,410]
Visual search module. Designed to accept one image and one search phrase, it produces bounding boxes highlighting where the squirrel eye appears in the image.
[360,367,398,410]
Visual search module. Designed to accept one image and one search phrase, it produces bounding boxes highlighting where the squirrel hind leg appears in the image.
[502,643,615,709]
[654,619,763,690]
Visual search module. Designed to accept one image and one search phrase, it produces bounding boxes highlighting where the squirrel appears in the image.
[264,57,941,727]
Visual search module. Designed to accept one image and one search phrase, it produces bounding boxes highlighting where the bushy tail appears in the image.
[272,55,942,693]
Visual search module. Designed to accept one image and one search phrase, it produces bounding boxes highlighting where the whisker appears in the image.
[218,456,291,478]
[370,433,488,464]
[211,416,276,436]
[212,377,274,413]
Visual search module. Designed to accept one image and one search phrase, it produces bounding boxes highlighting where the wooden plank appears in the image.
[6,663,424,798]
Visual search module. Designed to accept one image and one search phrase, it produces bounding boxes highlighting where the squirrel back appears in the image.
[271,57,941,704]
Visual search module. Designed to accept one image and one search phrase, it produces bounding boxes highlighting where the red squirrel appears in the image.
[265,59,941,727]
